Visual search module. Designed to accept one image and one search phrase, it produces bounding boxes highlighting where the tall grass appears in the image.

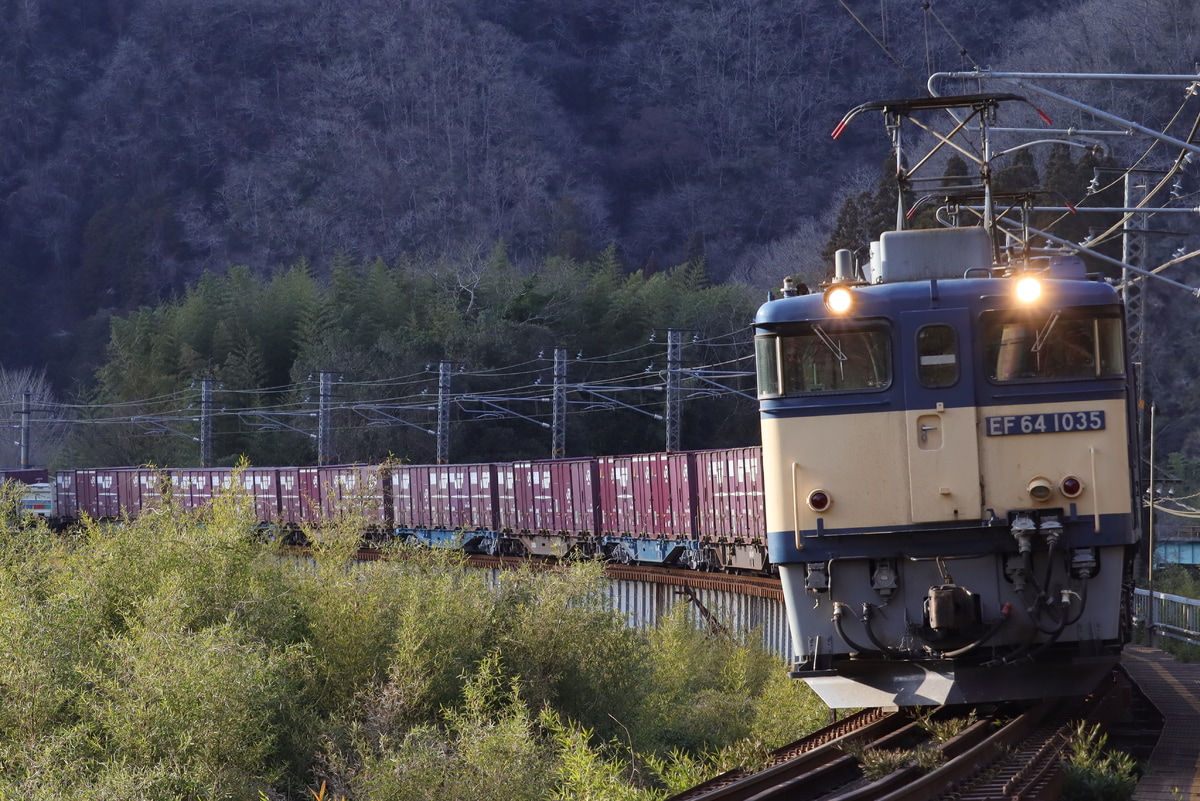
[0,477,829,799]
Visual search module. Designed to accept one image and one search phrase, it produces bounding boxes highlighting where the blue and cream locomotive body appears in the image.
[755,226,1138,707]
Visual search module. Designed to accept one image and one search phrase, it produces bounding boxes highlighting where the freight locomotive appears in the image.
[755,94,1139,707]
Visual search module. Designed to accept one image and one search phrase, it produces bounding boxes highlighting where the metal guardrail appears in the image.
[1133,587,1200,647]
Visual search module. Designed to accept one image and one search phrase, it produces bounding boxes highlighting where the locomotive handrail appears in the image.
[1087,446,1101,533]
[791,462,803,550]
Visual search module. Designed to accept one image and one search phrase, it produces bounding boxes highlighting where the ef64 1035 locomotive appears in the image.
[755,95,1139,708]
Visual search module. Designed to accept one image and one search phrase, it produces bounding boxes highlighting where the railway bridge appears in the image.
[587,563,1200,800]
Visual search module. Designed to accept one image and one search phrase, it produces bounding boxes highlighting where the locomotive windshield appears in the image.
[756,324,891,397]
[983,309,1124,381]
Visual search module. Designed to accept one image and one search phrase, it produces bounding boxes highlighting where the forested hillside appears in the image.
[0,0,1075,377]
[5,0,1200,469]
[69,251,761,466]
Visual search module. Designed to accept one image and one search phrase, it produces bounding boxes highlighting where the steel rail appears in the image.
[664,708,902,801]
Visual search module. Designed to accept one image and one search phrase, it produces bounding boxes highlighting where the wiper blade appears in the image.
[1032,312,1060,353]
[813,325,847,361]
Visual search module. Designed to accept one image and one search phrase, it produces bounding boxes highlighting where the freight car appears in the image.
[51,464,389,535]
[755,94,1140,708]
[43,447,769,573]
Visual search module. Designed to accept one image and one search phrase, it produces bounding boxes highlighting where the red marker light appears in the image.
[807,490,832,512]
[1061,476,1084,498]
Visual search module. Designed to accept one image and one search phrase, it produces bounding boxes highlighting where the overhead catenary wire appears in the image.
[1061,103,1200,252]
[27,329,756,457]
[836,0,924,93]
[921,1,981,72]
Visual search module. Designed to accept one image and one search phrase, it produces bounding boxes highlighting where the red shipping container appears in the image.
[395,464,436,529]
[276,468,303,525]
[393,464,498,531]
[160,467,277,522]
[599,453,695,539]
[693,447,766,543]
[74,469,100,519]
[658,452,697,539]
[236,468,283,523]
[426,466,457,528]
[513,458,599,535]
[135,468,170,512]
[0,469,49,485]
[299,465,387,525]
[445,463,498,530]
[598,455,638,536]
[390,464,418,529]
[73,467,139,519]
[495,463,519,531]
[55,471,78,520]
[107,468,136,518]
[170,468,232,512]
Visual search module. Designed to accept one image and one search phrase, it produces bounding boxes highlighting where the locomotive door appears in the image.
[901,309,982,523]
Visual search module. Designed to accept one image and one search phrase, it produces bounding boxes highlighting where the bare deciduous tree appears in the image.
[0,368,67,469]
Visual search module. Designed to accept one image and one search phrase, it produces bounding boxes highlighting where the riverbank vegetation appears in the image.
[0,479,826,799]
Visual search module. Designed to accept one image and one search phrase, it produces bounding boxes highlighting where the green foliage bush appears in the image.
[1060,722,1138,801]
[0,477,828,799]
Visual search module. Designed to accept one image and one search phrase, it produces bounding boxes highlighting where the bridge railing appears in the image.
[1133,587,1200,647]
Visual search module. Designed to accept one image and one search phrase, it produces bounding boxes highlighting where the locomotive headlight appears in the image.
[1016,276,1042,303]
[1060,475,1084,498]
[1027,476,1054,502]
[806,489,832,512]
[824,286,853,314]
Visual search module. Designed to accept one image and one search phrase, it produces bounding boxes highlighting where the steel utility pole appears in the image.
[437,361,451,464]
[552,348,566,458]
[665,330,682,452]
[317,371,332,465]
[19,391,30,469]
[200,378,214,467]
[1123,171,1149,397]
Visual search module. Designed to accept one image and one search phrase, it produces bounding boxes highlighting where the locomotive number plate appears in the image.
[985,410,1105,436]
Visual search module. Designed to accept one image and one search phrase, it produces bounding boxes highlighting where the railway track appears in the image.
[444,551,786,600]
[667,670,1129,801]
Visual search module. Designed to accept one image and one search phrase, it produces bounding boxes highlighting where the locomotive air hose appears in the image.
[1040,537,1058,600]
[1022,597,1072,661]
[831,602,884,658]
[860,603,906,659]
[1064,577,1090,626]
[985,596,1070,667]
[939,602,1013,659]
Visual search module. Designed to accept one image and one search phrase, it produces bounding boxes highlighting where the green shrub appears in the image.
[1060,722,1138,801]
[352,653,555,801]
[637,606,787,752]
[541,709,664,801]
[489,562,648,742]
[0,471,828,799]
[88,621,295,796]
